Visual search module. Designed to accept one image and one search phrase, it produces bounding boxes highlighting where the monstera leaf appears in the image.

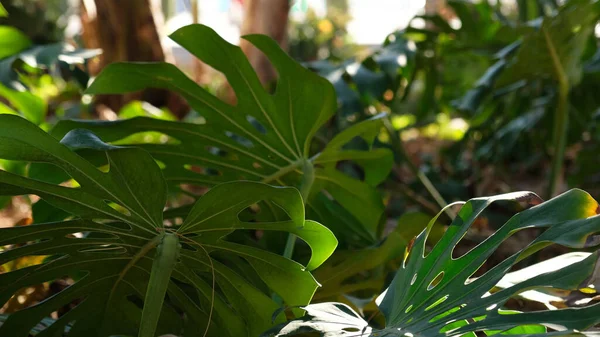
[51,24,393,247]
[264,189,600,336]
[0,115,337,337]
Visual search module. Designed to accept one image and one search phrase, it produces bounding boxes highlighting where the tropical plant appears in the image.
[306,0,600,211]
[2,16,600,337]
[457,0,600,198]
[264,189,600,336]
[0,114,337,337]
[51,24,393,251]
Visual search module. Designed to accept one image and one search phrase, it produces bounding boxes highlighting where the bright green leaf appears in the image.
[0,26,31,60]
[0,83,46,124]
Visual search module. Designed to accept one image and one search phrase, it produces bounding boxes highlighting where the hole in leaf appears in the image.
[113,131,180,145]
[410,273,418,285]
[205,146,228,157]
[1,238,51,252]
[103,201,131,216]
[246,115,267,134]
[78,245,127,254]
[427,271,444,290]
[181,241,198,252]
[225,131,253,148]
[429,304,465,323]
[183,165,222,177]
[126,294,144,310]
[164,217,183,227]
[486,304,497,311]
[241,203,261,216]
[425,294,449,311]
[1,255,51,273]
[179,184,209,197]
[342,328,360,332]
[105,221,132,231]
[65,232,118,240]
[405,304,413,313]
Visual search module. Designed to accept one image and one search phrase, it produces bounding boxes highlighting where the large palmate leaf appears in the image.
[264,189,600,336]
[51,24,393,247]
[0,115,337,337]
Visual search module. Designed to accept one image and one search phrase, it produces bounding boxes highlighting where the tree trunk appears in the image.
[80,0,188,118]
[425,0,455,19]
[239,0,290,86]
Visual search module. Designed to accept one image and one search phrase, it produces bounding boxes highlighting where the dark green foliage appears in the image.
[0,115,337,336]
[265,190,600,336]
[52,24,393,249]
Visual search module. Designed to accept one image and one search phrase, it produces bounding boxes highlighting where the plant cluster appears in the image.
[1,1,600,336]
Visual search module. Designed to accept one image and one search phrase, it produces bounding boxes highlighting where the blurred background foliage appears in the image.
[1,0,600,326]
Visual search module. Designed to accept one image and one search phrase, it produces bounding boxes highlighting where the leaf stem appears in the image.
[283,159,314,259]
[261,159,304,184]
[139,233,180,337]
[543,25,570,198]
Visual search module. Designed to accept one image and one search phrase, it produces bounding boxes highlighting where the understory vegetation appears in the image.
[1,0,600,336]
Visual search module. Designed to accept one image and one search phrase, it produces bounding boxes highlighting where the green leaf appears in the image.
[52,24,392,247]
[265,190,600,336]
[0,82,46,124]
[0,3,7,17]
[498,0,600,87]
[0,42,100,89]
[494,252,596,309]
[312,211,445,307]
[0,115,337,337]
[0,26,31,60]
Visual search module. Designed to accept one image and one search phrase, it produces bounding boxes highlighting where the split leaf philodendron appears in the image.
[51,24,393,249]
[264,190,600,336]
[0,115,337,337]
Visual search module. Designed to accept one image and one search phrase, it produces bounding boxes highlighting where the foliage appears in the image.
[305,0,600,210]
[2,6,600,336]
[0,3,98,90]
[288,0,357,63]
[0,0,67,43]
[265,189,600,336]
[51,24,393,249]
[0,114,336,337]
